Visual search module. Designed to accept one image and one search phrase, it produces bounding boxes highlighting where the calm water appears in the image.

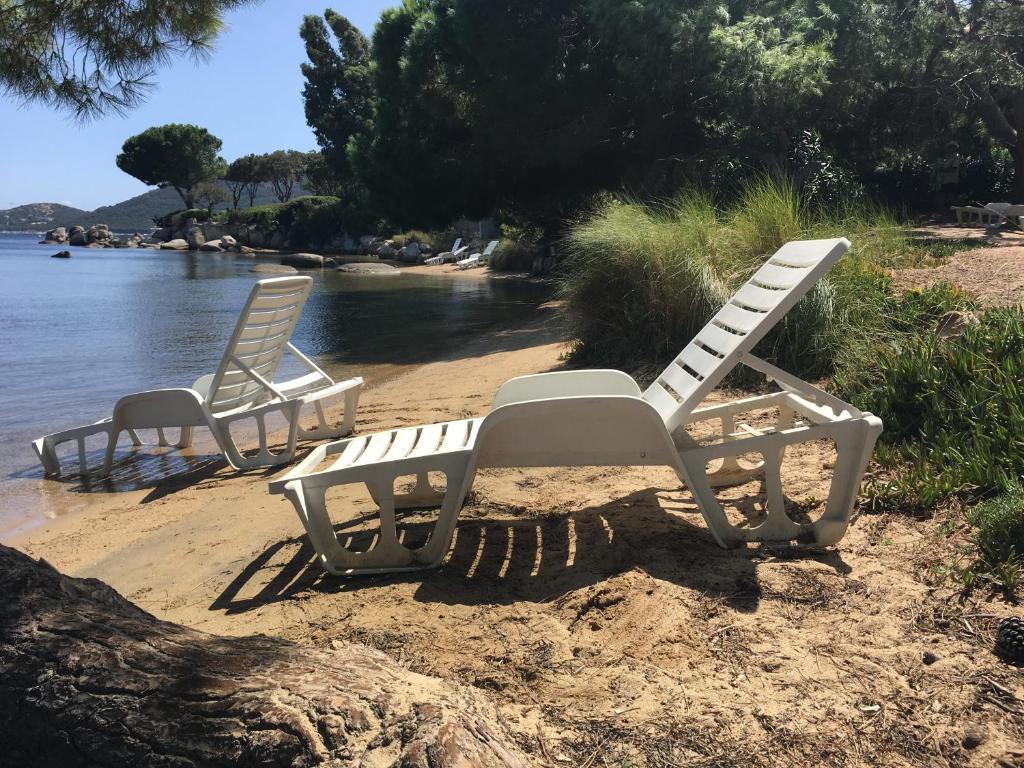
[0,232,552,536]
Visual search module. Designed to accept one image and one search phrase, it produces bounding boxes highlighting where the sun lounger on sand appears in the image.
[270,238,883,575]
[33,276,363,478]
[456,239,499,269]
[424,238,468,265]
[952,203,1024,227]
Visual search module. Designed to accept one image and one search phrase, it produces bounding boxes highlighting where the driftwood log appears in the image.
[0,545,526,767]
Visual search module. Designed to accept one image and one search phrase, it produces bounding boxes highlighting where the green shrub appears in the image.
[390,229,432,248]
[966,491,1024,592]
[154,208,210,227]
[491,239,540,271]
[227,202,284,231]
[226,196,351,248]
[842,308,1024,511]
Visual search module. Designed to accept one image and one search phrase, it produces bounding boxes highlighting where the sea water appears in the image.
[0,233,552,536]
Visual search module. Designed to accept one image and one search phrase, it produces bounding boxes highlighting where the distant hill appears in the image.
[0,183,308,232]
[0,202,88,231]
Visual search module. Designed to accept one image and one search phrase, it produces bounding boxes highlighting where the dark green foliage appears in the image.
[843,309,1024,512]
[225,195,368,248]
[330,0,834,229]
[154,209,211,227]
[0,0,258,117]
[300,10,372,194]
[224,155,265,208]
[116,124,226,209]
[260,150,307,203]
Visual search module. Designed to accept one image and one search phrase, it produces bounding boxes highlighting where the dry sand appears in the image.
[897,246,1024,308]
[12,288,1024,766]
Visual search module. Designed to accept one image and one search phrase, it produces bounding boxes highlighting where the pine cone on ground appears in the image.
[995,617,1024,663]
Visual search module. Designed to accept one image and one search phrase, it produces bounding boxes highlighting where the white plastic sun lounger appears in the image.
[456,240,499,270]
[33,277,363,478]
[424,238,468,265]
[271,238,882,575]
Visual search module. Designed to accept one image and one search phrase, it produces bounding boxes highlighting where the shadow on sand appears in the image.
[211,486,851,617]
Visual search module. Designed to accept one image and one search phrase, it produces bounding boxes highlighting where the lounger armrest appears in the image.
[491,370,642,409]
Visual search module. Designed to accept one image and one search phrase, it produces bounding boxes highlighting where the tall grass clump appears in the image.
[562,177,915,380]
[562,193,729,371]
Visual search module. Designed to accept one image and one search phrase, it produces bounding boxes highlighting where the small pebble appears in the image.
[962,726,985,749]
[922,650,940,665]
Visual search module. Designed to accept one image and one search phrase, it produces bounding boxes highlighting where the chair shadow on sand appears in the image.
[210,485,852,617]
[15,438,283,503]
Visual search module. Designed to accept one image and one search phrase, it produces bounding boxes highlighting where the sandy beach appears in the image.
[12,291,1022,766]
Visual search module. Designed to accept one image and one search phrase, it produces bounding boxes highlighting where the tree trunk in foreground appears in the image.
[0,545,525,767]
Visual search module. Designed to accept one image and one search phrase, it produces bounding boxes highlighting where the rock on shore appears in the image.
[281,252,327,269]
[336,262,401,275]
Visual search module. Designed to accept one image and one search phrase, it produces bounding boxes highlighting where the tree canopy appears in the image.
[0,0,260,117]
[116,124,226,209]
[302,0,1022,228]
[299,9,373,194]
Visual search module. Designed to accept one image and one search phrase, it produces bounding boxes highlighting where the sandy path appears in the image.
[13,307,1024,766]
[897,246,1024,307]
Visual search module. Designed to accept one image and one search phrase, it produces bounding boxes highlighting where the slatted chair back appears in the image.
[206,277,314,414]
[643,238,849,432]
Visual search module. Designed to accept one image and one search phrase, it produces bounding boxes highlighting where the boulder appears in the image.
[398,242,422,263]
[377,244,396,259]
[200,222,229,241]
[280,252,325,269]
[250,264,299,274]
[337,263,401,275]
[199,240,223,252]
[50,250,71,259]
[68,226,87,246]
[43,227,68,244]
[160,239,189,250]
[220,234,237,248]
[186,226,205,249]
[237,245,255,255]
[86,224,112,244]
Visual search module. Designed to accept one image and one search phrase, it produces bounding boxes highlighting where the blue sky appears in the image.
[0,1,393,211]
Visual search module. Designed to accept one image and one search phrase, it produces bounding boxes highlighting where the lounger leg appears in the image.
[176,426,194,448]
[32,437,62,477]
[295,385,361,441]
[680,415,883,548]
[281,455,474,575]
[101,425,122,478]
[212,400,303,470]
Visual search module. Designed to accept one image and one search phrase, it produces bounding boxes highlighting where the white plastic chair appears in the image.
[270,238,882,575]
[456,240,499,269]
[424,238,468,265]
[33,277,363,478]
